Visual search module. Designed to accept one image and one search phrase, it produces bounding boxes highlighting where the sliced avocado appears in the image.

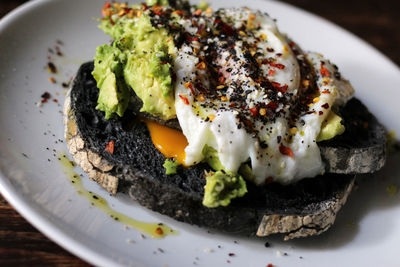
[120,15,176,120]
[92,45,130,119]
[317,111,345,142]
[96,13,176,120]
[149,50,173,97]
[203,170,247,208]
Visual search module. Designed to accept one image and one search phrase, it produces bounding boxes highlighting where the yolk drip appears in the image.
[145,120,188,165]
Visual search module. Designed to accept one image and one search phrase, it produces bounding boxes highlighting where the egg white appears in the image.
[173,8,353,184]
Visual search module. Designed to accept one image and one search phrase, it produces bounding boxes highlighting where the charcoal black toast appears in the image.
[64,62,386,240]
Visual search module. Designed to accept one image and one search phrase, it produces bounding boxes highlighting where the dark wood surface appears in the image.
[0,0,399,265]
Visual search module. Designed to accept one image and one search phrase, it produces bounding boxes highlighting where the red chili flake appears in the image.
[155,227,164,235]
[229,103,235,108]
[228,253,235,257]
[266,101,278,111]
[267,264,275,267]
[154,10,163,16]
[279,145,293,157]
[322,89,330,94]
[53,99,58,103]
[174,10,183,16]
[41,98,48,103]
[320,65,330,77]
[221,24,235,36]
[187,83,195,95]
[185,35,199,42]
[319,111,323,116]
[193,9,202,16]
[179,95,190,105]
[271,82,288,93]
[269,62,285,69]
[101,2,111,16]
[268,69,276,76]
[218,76,226,84]
[249,107,258,116]
[276,53,282,57]
[321,103,330,109]
[105,141,114,154]
[289,41,295,47]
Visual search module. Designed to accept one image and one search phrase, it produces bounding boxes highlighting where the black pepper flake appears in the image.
[260,141,268,149]
[277,136,281,143]
[41,92,51,99]
[47,62,57,73]
[264,242,270,247]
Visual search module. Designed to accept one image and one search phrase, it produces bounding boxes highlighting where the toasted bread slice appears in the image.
[64,62,385,239]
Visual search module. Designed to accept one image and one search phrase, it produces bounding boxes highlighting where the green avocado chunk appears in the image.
[203,171,247,208]
[202,145,225,171]
[163,158,179,175]
[317,111,345,142]
[146,0,169,6]
[92,45,130,119]
[94,12,176,120]
[201,145,248,208]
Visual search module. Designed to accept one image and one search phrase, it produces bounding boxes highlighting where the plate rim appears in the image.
[0,0,399,266]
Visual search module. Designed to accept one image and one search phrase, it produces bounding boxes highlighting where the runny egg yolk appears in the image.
[145,120,188,166]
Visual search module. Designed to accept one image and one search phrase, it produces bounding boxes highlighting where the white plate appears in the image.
[1,0,399,266]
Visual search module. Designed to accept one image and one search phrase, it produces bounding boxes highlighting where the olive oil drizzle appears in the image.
[59,152,177,238]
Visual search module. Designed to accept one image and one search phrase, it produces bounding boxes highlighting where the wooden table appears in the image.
[1,0,399,265]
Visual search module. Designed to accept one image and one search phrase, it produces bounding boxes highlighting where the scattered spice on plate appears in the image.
[47,62,57,73]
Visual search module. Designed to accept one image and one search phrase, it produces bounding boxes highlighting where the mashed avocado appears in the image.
[203,170,247,208]
[202,145,225,171]
[94,10,176,120]
[317,111,345,142]
[202,145,248,207]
